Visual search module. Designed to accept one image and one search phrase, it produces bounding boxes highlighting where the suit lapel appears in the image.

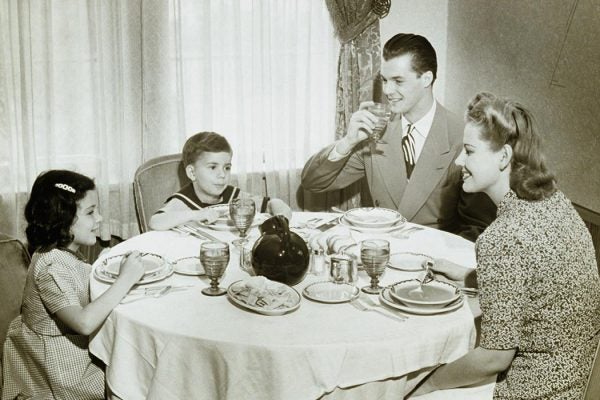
[399,105,455,220]
[371,114,407,209]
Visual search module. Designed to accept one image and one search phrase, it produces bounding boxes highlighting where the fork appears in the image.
[350,298,406,322]
[121,285,173,304]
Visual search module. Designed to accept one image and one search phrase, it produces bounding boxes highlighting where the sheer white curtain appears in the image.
[0,0,338,241]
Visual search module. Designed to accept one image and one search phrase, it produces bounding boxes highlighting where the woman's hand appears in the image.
[431,258,473,286]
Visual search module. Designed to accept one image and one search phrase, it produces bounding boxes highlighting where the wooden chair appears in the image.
[0,233,30,387]
[584,336,600,400]
[133,154,190,233]
[132,153,265,232]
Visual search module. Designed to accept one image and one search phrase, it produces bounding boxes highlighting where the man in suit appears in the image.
[301,33,496,240]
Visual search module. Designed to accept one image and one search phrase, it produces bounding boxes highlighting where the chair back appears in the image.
[0,233,30,362]
[584,336,600,400]
[133,154,190,232]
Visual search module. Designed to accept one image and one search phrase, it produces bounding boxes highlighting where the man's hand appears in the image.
[337,101,381,153]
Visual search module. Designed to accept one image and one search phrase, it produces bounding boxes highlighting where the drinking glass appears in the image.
[360,239,390,294]
[229,198,256,248]
[368,102,391,143]
[200,241,230,296]
[329,254,358,285]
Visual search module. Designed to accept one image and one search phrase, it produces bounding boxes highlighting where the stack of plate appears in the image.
[94,253,173,284]
[339,207,406,233]
[379,279,464,315]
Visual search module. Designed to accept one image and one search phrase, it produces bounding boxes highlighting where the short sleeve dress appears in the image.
[1,249,104,400]
[476,190,600,399]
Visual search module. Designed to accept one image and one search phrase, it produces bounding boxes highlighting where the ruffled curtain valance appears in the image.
[325,0,390,44]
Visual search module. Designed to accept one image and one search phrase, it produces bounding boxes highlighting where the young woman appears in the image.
[2,170,145,399]
[410,92,600,399]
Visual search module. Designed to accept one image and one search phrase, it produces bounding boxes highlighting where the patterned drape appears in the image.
[303,0,385,211]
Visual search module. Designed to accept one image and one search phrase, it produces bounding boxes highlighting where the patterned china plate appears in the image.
[172,256,205,276]
[343,207,406,229]
[94,256,173,285]
[388,252,434,271]
[227,279,301,316]
[103,253,166,276]
[379,287,464,315]
[198,212,269,232]
[339,216,406,233]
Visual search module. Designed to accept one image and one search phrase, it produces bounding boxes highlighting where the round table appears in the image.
[90,212,477,400]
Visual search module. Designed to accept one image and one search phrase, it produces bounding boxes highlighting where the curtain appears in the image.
[0,0,338,241]
[304,0,386,211]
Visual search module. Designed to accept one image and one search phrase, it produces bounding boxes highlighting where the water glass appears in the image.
[368,103,391,142]
[200,241,230,296]
[229,198,256,248]
[360,239,390,294]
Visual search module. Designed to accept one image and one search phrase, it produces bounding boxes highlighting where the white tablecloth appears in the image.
[90,213,477,400]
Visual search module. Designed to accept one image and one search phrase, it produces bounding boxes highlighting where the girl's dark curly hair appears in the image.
[465,92,556,200]
[25,170,96,251]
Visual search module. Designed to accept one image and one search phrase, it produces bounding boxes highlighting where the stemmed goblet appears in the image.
[200,241,230,296]
[360,239,390,294]
[229,197,256,248]
[367,102,391,143]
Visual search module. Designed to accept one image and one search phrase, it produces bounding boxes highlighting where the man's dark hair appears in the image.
[383,33,437,83]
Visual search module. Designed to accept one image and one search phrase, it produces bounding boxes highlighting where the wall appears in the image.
[445,0,600,212]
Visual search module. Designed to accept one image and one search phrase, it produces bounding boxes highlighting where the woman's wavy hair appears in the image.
[25,170,96,251]
[465,92,556,200]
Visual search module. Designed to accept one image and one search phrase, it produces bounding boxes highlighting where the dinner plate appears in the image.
[103,253,166,276]
[388,252,433,271]
[343,207,405,229]
[339,216,406,233]
[227,279,301,316]
[389,279,461,309]
[198,213,269,232]
[94,258,173,285]
[172,256,205,276]
[303,281,360,304]
[379,287,464,315]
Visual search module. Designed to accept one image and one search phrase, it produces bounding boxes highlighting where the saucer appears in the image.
[303,281,360,304]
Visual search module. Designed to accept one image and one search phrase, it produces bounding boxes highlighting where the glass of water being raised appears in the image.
[360,239,390,294]
[229,197,256,248]
[368,102,391,143]
[200,241,230,296]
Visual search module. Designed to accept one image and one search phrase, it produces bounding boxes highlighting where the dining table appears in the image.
[89,211,480,400]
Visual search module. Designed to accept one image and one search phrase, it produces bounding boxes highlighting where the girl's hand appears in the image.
[195,208,219,224]
[117,251,145,284]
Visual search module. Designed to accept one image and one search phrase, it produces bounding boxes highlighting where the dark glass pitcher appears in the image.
[251,215,309,286]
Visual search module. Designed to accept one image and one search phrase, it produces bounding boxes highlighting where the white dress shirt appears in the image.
[401,101,436,163]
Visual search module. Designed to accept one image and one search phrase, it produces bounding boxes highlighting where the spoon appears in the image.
[409,260,435,297]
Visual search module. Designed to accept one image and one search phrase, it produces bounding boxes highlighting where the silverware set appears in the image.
[172,224,225,243]
[121,285,194,304]
[350,295,407,322]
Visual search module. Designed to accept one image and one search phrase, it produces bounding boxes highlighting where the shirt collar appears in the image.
[401,101,437,139]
